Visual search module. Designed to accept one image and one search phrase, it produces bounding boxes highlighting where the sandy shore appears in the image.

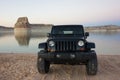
[0,53,120,80]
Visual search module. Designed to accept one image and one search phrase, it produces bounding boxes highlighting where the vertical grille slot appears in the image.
[55,40,76,51]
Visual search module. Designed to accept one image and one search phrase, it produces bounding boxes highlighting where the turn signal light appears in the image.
[48,49,55,52]
[80,48,85,51]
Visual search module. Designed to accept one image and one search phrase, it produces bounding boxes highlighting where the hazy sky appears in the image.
[0,0,120,27]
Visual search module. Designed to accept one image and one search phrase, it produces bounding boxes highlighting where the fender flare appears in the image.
[86,42,95,49]
[38,42,47,50]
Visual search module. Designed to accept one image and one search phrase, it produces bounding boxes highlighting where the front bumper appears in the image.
[38,50,96,64]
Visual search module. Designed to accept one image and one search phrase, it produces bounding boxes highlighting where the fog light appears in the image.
[56,54,61,58]
[48,49,55,52]
[70,54,75,59]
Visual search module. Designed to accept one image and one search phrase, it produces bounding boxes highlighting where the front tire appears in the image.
[86,55,98,75]
[37,58,50,74]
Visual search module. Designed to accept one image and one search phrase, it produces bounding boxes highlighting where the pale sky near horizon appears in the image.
[0,0,120,27]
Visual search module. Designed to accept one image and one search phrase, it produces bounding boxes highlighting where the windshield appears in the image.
[51,25,84,35]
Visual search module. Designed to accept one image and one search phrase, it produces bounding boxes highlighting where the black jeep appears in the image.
[37,25,98,75]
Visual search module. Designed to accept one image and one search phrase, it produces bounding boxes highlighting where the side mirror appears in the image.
[85,32,89,38]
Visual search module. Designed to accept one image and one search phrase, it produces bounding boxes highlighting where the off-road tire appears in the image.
[86,55,98,75]
[37,58,50,74]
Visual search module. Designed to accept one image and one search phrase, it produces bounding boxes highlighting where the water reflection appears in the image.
[0,27,120,54]
[87,31,120,54]
[0,30,13,38]
[14,27,50,46]
[14,28,31,46]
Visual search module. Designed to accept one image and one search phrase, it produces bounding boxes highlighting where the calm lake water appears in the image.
[0,28,120,55]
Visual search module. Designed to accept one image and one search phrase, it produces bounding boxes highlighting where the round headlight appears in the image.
[49,41,55,47]
[78,40,84,46]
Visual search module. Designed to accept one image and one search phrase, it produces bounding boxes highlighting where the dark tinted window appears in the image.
[51,25,84,35]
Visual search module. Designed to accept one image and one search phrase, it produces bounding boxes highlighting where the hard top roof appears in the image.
[53,25,83,27]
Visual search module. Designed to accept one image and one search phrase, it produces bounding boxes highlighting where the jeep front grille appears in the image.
[55,41,77,51]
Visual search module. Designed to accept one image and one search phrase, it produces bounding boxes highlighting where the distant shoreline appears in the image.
[1,25,120,32]
[85,25,120,32]
[85,28,120,32]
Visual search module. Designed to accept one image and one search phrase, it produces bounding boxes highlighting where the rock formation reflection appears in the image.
[14,28,31,46]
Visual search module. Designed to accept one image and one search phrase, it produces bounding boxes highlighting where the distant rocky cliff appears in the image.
[14,17,52,28]
[14,17,30,28]
[14,17,53,36]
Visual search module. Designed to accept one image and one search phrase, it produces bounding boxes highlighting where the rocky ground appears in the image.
[0,53,120,80]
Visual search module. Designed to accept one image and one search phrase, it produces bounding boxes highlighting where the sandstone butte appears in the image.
[14,17,30,28]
